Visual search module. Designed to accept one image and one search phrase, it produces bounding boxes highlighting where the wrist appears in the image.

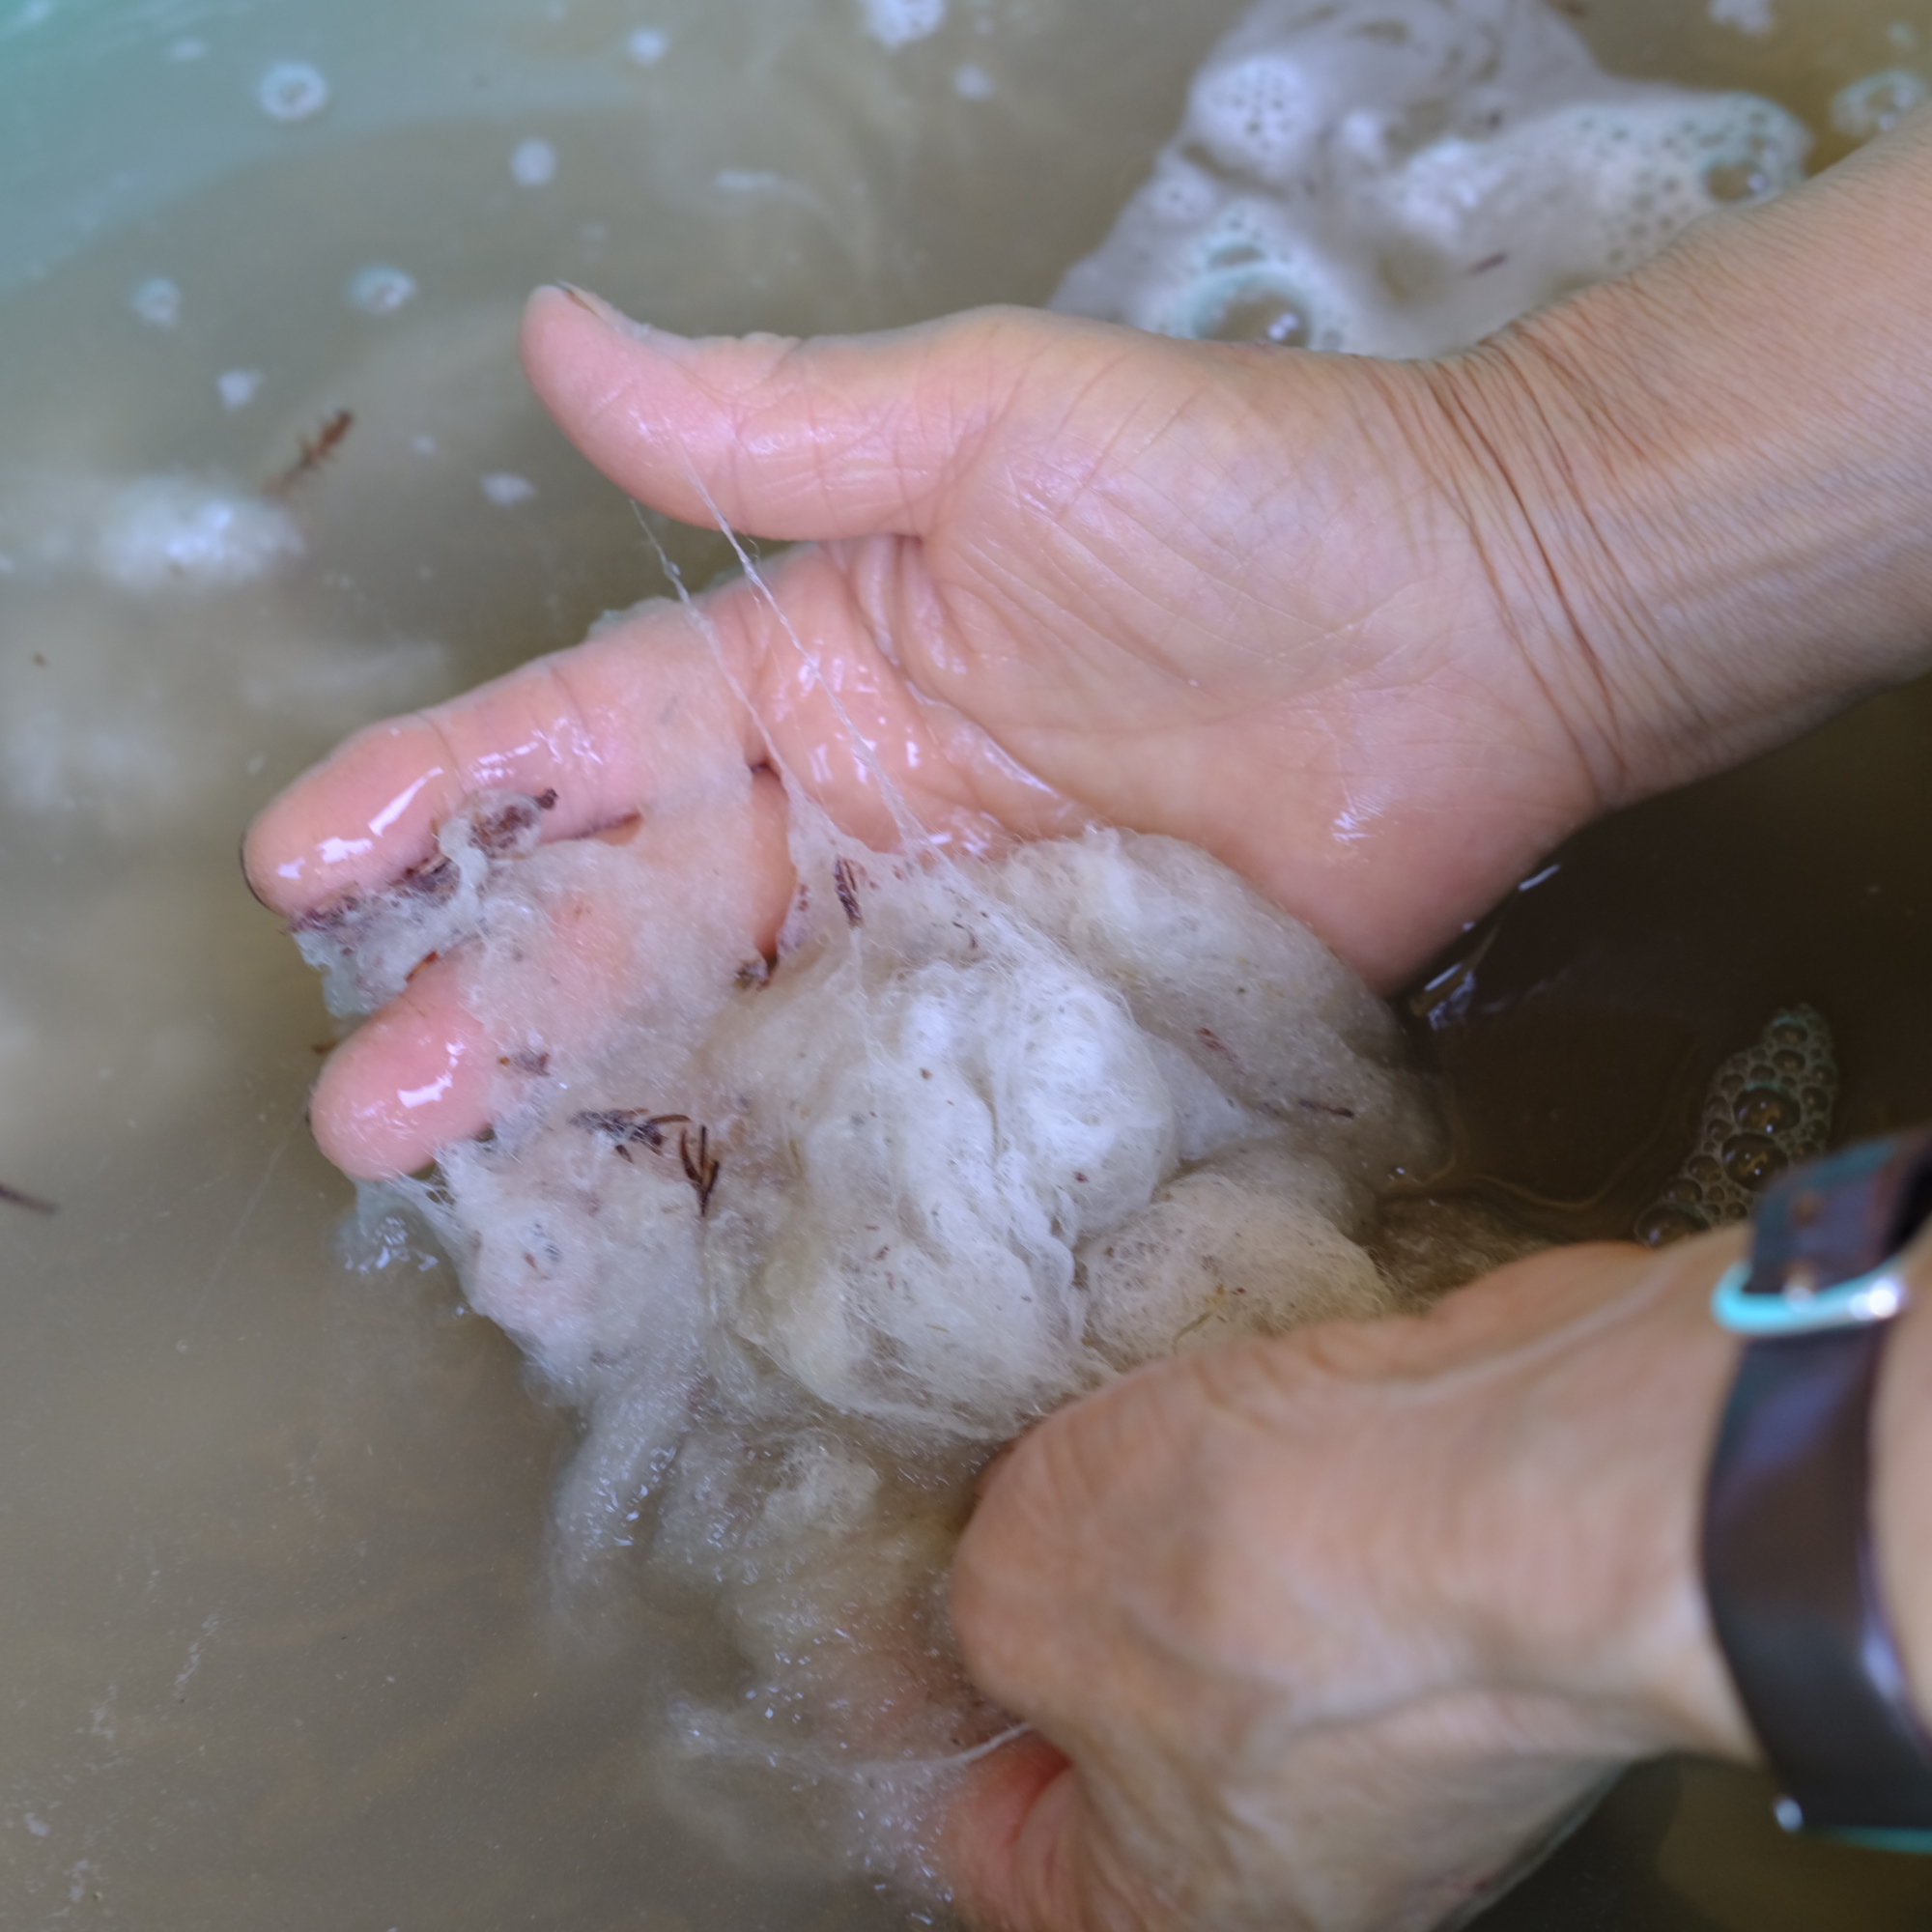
[1428,1236,1756,1765]
[1407,116,1932,818]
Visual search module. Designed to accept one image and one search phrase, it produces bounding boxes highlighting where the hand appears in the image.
[943,1233,1759,1932]
[245,116,1932,1183]
[245,289,1624,1178]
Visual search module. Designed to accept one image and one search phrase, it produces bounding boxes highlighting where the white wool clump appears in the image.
[91,474,304,591]
[336,784,1440,1878]
[1050,0,1810,359]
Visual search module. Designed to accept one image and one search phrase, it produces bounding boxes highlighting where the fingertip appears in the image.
[309,987,497,1181]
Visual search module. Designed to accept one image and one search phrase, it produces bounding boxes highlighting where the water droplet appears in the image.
[1733,1084,1799,1135]
[1721,1131,1787,1187]
[257,60,330,124]
[346,264,416,315]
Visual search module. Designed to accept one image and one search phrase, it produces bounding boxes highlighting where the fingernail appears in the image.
[544,283,690,352]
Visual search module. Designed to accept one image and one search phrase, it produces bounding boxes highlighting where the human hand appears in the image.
[245,114,1932,1183]
[942,1233,1760,1932]
[242,284,1620,1178]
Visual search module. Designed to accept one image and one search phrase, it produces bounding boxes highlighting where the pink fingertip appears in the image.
[311,1000,496,1181]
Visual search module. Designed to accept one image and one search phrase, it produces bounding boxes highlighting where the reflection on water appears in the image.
[3,0,1932,1924]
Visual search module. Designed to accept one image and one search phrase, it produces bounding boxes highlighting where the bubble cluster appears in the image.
[1051,0,1810,360]
[1634,1006,1836,1247]
[90,476,304,594]
[345,264,417,315]
[256,60,330,124]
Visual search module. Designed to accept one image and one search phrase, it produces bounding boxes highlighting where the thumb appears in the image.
[520,285,1073,540]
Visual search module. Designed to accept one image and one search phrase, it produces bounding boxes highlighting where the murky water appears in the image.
[6,0,1932,1925]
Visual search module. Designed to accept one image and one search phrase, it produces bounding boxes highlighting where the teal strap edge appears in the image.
[1711,1258,1910,1337]
[1800,1824,1932,1855]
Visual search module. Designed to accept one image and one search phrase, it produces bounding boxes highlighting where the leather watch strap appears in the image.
[1701,1126,1932,1839]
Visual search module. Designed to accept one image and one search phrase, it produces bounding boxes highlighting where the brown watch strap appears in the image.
[1700,1126,1932,1837]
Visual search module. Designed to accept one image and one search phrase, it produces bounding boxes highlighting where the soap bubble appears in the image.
[858,0,946,51]
[129,277,182,328]
[1831,69,1929,143]
[216,369,263,412]
[625,25,669,65]
[952,63,994,99]
[1190,270,1311,346]
[1708,0,1774,36]
[510,138,557,186]
[345,264,417,315]
[256,60,330,124]
[479,473,537,507]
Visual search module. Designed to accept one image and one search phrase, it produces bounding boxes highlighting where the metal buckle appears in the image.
[1711,1257,1911,1338]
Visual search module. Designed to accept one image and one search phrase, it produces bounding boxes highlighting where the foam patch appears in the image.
[1051,0,1810,358]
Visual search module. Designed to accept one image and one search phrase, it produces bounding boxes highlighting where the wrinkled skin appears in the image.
[246,115,1932,1932]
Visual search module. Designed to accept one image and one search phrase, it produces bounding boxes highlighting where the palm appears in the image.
[245,292,1591,1179]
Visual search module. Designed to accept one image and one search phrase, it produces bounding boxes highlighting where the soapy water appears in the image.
[7,0,1932,1922]
[287,2,1860,1884]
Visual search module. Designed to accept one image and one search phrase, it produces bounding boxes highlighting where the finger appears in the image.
[311,770,793,1180]
[521,284,1078,542]
[245,611,758,918]
[943,1733,1085,1932]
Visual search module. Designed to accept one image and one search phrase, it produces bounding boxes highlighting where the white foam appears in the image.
[91,476,303,593]
[1051,0,1810,359]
